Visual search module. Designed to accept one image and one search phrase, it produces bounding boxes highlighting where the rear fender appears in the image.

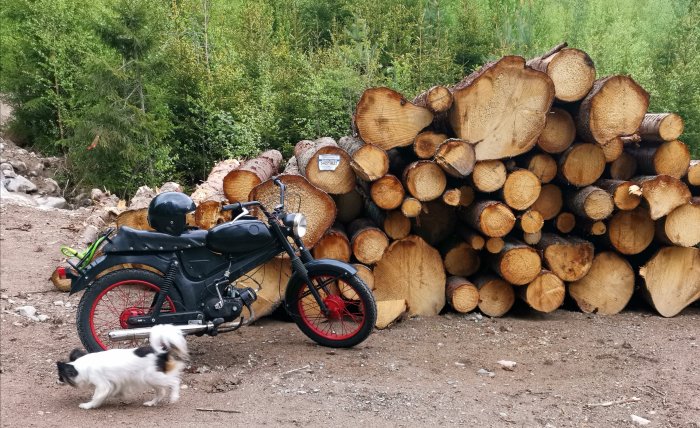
[68,254,172,295]
[283,259,358,310]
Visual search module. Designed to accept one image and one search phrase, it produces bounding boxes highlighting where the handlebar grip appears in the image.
[221,202,242,212]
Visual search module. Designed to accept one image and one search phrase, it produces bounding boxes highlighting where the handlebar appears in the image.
[221,201,261,212]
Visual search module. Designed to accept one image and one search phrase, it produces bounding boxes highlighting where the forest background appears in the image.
[1,0,698,196]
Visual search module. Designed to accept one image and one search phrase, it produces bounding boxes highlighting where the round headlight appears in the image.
[293,213,307,238]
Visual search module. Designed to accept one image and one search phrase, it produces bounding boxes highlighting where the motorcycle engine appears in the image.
[203,287,257,322]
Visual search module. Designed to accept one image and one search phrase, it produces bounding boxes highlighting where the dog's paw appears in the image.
[79,403,94,410]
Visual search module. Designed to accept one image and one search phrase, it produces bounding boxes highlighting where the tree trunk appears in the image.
[445,276,479,313]
[491,238,542,285]
[471,160,507,192]
[434,139,476,178]
[537,108,576,153]
[517,270,565,313]
[312,225,351,262]
[639,247,700,317]
[559,143,606,187]
[655,198,700,247]
[249,174,335,248]
[449,56,555,160]
[554,212,576,233]
[337,136,389,182]
[633,175,691,220]
[373,235,446,316]
[239,256,292,319]
[626,140,691,179]
[461,200,515,237]
[223,150,282,203]
[500,169,542,210]
[606,206,655,255]
[412,200,457,246]
[530,183,563,220]
[348,218,389,265]
[383,210,411,240]
[354,87,433,150]
[521,153,558,184]
[403,161,447,201]
[401,197,423,218]
[333,188,363,224]
[472,274,515,317]
[413,85,454,114]
[375,299,407,329]
[190,159,241,204]
[608,152,637,180]
[516,210,544,234]
[414,131,449,159]
[295,138,356,194]
[576,75,650,146]
[567,185,614,220]
[595,179,642,211]
[536,233,594,281]
[527,44,596,102]
[370,174,405,210]
[569,252,635,315]
[441,240,480,277]
[637,113,684,143]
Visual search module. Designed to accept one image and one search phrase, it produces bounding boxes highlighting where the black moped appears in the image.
[61,178,377,352]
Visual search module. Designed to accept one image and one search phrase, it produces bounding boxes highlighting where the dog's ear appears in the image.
[69,348,87,362]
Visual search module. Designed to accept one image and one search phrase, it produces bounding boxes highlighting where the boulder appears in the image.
[5,175,37,193]
[35,196,67,209]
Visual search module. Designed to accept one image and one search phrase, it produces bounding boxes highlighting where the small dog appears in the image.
[56,324,189,409]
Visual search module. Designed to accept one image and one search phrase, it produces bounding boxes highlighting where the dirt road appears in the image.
[1,202,698,427]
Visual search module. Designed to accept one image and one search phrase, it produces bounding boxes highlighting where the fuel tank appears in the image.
[206,219,276,254]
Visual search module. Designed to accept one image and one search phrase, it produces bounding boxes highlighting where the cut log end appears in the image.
[446,277,479,313]
[529,47,596,102]
[502,169,541,210]
[555,212,576,234]
[472,160,507,193]
[414,85,454,114]
[401,197,423,218]
[525,153,558,184]
[637,113,685,142]
[607,207,655,255]
[414,131,448,159]
[434,139,476,178]
[537,108,576,153]
[530,184,563,220]
[560,143,606,187]
[640,247,700,317]
[520,271,565,313]
[404,161,447,201]
[371,175,405,210]
[517,210,544,234]
[473,275,515,317]
[569,252,634,315]
[635,175,692,220]
[375,299,408,329]
[494,241,542,285]
[660,201,700,247]
[537,234,594,282]
[443,242,480,277]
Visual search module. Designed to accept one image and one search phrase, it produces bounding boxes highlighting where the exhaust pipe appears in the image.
[108,319,245,342]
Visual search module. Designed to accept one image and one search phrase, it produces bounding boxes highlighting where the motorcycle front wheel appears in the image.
[286,271,377,348]
[75,268,182,352]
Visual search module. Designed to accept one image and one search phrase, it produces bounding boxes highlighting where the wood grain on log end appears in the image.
[569,252,634,315]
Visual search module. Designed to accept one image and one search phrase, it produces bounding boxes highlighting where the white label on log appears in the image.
[318,154,341,171]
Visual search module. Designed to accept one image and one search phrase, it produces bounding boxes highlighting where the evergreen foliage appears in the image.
[1,0,698,196]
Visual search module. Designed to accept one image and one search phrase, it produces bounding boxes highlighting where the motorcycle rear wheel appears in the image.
[286,272,377,348]
[76,269,182,352]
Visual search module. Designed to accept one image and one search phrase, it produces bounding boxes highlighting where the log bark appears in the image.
[559,143,606,187]
[434,139,476,178]
[337,136,389,182]
[413,85,454,114]
[527,44,596,102]
[640,247,700,317]
[518,270,565,313]
[500,169,541,210]
[445,276,479,313]
[449,56,555,160]
[442,240,480,277]
[637,113,684,143]
[537,108,576,153]
[403,161,447,201]
[238,256,292,319]
[521,153,558,184]
[190,159,240,204]
[312,226,351,262]
[626,140,691,179]
[461,200,515,237]
[655,198,700,247]
[375,300,408,329]
[491,238,542,285]
[576,75,650,146]
[348,218,389,265]
[595,179,642,211]
[370,174,405,210]
[401,197,423,218]
[606,207,655,255]
[472,274,515,317]
[554,212,576,233]
[471,160,507,192]
[295,138,356,194]
[383,210,412,240]
[536,233,594,281]
[633,175,692,220]
[414,131,449,159]
[569,252,635,315]
[516,210,544,234]
[373,235,446,316]
[223,150,282,203]
[354,87,433,150]
[608,152,637,180]
[567,185,614,220]
[333,188,363,224]
[530,184,563,220]
[249,174,335,248]
[412,200,457,246]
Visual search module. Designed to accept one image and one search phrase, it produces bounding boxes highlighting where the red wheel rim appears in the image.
[89,280,175,350]
[297,275,366,341]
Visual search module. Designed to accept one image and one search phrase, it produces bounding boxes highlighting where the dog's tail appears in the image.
[149,324,189,363]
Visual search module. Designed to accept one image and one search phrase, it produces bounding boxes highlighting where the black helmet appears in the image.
[147,192,196,235]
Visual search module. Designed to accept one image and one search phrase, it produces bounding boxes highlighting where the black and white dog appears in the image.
[56,324,189,409]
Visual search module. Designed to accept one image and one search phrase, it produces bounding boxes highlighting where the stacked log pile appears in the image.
[118,43,700,326]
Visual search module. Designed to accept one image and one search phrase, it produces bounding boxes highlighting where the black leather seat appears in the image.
[105,226,209,253]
